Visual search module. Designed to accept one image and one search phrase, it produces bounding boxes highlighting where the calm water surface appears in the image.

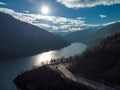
[0,43,87,90]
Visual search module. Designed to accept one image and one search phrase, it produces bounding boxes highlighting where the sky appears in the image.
[0,0,120,32]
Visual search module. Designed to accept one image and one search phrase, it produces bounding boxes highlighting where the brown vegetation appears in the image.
[68,32,120,85]
[13,65,95,90]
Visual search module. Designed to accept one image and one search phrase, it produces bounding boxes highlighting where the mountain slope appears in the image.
[65,22,120,46]
[88,22,120,46]
[69,32,120,85]
[54,31,71,36]
[0,12,70,59]
[64,27,101,44]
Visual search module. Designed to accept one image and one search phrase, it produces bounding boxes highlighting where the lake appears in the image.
[0,43,87,90]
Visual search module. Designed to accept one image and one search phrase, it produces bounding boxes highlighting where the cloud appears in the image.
[24,10,30,13]
[1,7,118,32]
[0,2,7,5]
[52,26,59,31]
[99,14,107,18]
[57,0,120,8]
[77,17,86,20]
[103,20,120,26]
[34,23,51,28]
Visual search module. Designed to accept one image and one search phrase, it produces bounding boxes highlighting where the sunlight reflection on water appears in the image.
[0,43,87,90]
[33,51,58,65]
[32,43,87,66]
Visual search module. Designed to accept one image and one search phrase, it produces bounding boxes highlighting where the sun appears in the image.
[41,6,49,15]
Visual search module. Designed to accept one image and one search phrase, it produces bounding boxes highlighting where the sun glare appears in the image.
[33,51,58,66]
[41,6,49,15]
[34,52,52,66]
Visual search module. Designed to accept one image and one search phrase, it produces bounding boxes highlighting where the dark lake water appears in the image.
[0,43,87,90]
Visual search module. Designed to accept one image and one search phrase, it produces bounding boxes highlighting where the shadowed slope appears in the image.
[13,65,94,90]
[69,32,120,85]
[0,12,70,59]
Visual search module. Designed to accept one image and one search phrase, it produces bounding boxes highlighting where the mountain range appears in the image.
[0,12,70,59]
[64,22,120,46]
[64,27,101,44]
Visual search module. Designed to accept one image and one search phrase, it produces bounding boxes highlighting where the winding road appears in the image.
[53,64,119,90]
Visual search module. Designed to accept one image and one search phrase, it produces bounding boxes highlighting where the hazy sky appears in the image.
[0,0,120,32]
